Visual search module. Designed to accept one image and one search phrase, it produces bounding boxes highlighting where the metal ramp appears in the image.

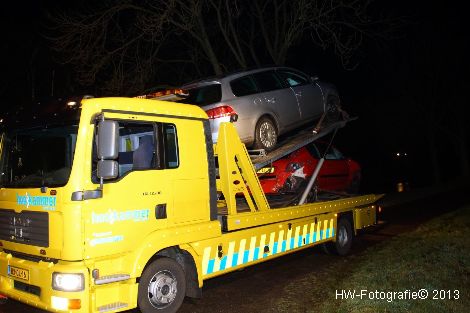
[250,117,356,170]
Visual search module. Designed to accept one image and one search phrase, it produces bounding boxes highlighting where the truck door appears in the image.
[82,112,211,258]
[83,118,174,258]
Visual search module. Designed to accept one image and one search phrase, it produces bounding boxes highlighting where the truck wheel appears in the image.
[324,217,353,256]
[138,258,186,313]
[253,117,277,151]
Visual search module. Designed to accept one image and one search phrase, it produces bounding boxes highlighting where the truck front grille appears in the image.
[0,210,49,247]
[14,280,41,297]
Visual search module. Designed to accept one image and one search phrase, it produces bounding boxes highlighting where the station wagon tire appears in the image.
[138,258,186,313]
[253,117,278,151]
[323,217,353,256]
[325,96,341,124]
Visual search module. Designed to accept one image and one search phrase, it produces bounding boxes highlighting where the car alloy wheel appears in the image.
[254,117,277,150]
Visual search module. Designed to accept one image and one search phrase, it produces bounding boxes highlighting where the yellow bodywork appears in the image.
[0,97,381,312]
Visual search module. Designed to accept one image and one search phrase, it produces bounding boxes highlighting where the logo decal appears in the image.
[91,209,149,224]
[16,193,56,210]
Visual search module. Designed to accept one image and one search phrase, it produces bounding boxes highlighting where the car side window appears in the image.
[331,147,345,160]
[277,70,310,87]
[314,142,342,160]
[252,71,283,92]
[306,143,321,159]
[230,76,258,97]
[92,121,180,182]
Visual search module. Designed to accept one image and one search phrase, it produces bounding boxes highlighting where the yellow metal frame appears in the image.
[215,123,270,214]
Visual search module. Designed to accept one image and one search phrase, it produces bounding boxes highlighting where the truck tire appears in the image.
[253,117,277,151]
[323,216,353,256]
[138,258,186,313]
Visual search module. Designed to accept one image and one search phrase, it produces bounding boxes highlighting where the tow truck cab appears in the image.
[0,97,218,312]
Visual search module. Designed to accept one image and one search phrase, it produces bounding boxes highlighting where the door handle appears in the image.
[155,203,167,219]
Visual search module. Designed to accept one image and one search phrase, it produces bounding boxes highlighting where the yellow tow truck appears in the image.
[0,97,380,313]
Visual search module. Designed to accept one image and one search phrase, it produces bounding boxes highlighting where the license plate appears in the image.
[8,265,29,281]
[257,167,275,174]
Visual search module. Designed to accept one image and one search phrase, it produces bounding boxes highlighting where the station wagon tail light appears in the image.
[205,105,237,119]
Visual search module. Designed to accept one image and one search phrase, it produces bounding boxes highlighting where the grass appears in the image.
[274,205,470,313]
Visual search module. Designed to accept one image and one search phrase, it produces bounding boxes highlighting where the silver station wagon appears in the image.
[180,67,341,150]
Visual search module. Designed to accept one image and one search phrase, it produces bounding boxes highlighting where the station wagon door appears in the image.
[276,69,324,121]
[251,70,300,130]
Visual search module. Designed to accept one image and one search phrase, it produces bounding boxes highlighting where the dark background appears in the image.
[0,0,468,193]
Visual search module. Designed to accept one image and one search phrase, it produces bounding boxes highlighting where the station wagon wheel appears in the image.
[325,96,341,124]
[253,117,277,151]
[138,258,186,313]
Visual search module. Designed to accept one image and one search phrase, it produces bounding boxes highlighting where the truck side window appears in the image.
[163,124,179,168]
[91,121,180,182]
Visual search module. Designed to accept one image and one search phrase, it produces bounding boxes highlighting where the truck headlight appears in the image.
[52,273,84,291]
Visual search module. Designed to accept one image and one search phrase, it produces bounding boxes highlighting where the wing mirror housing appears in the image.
[97,160,118,180]
[97,120,119,159]
[71,119,119,201]
[97,120,119,182]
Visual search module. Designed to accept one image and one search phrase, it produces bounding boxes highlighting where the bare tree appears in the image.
[47,0,381,94]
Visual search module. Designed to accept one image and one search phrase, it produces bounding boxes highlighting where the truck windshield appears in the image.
[0,125,78,188]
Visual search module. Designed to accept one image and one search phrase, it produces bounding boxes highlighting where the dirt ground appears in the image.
[1,184,468,313]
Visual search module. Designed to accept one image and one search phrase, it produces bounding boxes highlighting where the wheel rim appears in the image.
[147,270,178,308]
[259,121,276,148]
[326,99,340,122]
[337,225,348,247]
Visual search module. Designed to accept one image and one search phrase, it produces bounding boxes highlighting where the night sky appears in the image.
[0,0,468,192]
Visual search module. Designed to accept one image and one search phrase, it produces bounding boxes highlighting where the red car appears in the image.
[258,142,361,195]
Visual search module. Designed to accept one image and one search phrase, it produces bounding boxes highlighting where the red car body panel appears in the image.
[258,144,361,194]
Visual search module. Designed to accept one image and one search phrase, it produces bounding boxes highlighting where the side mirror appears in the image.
[97,120,119,159]
[97,160,118,180]
[311,75,319,82]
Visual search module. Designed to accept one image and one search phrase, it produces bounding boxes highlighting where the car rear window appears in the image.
[230,76,258,97]
[181,84,222,106]
[252,71,283,92]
